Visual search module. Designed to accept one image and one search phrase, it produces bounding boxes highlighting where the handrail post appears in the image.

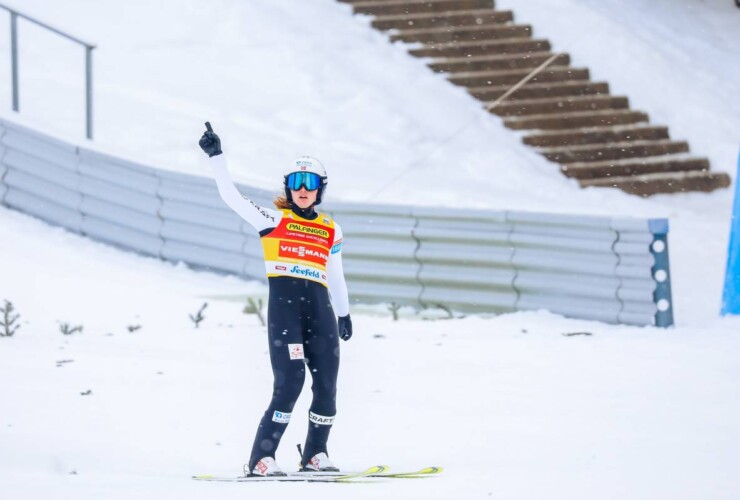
[85,45,93,140]
[1,3,96,139]
[10,11,19,112]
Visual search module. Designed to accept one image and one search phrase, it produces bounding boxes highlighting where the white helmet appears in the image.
[283,156,328,205]
[285,156,327,178]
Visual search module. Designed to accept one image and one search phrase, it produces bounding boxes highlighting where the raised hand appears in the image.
[199,121,222,157]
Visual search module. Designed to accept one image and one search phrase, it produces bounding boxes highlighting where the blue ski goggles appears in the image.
[286,171,322,191]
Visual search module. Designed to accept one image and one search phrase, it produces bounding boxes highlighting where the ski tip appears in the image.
[341,465,388,478]
[381,466,444,478]
[192,474,216,479]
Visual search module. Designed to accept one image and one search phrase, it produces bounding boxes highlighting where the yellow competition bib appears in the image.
[261,211,336,286]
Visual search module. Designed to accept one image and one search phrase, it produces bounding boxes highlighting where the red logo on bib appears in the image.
[279,243,328,265]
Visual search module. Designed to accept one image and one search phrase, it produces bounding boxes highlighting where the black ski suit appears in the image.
[207,154,350,470]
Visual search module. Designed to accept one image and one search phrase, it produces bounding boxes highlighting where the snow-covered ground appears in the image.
[1,0,739,498]
[2,204,740,500]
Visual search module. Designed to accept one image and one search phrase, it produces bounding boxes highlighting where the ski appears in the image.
[192,464,388,483]
[192,465,442,482]
[292,465,443,478]
[382,465,443,478]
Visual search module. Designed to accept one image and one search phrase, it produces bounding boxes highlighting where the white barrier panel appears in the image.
[328,203,420,305]
[0,118,674,326]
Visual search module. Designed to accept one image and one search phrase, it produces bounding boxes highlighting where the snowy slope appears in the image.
[1,1,740,498]
[2,201,740,500]
[0,0,569,210]
[0,0,736,214]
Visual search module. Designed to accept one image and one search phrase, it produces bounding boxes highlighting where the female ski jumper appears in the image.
[202,133,351,475]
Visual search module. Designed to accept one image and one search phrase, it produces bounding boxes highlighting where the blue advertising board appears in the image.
[721,147,740,315]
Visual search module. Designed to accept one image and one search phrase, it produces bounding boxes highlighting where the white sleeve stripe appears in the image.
[208,155,281,232]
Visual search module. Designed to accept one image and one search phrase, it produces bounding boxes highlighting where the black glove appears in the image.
[338,314,352,341]
[199,121,222,157]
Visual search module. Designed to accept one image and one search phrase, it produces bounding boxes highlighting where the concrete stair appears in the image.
[544,138,689,162]
[429,52,570,73]
[469,81,610,101]
[489,95,630,118]
[505,109,649,130]
[371,9,513,30]
[521,125,670,147]
[548,140,689,163]
[581,171,730,196]
[339,0,730,196]
[410,38,551,57]
[561,154,706,179]
[449,67,590,87]
[351,0,495,16]
[389,23,532,43]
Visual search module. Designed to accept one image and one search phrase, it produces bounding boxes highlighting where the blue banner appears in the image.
[721,147,740,316]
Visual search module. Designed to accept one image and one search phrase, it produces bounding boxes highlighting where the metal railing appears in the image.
[0,3,96,139]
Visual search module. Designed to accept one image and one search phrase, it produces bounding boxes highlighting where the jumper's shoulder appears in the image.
[333,221,343,240]
[317,212,339,227]
[317,214,342,240]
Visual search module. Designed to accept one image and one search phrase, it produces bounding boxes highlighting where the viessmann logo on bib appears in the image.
[286,223,330,239]
[279,243,328,264]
